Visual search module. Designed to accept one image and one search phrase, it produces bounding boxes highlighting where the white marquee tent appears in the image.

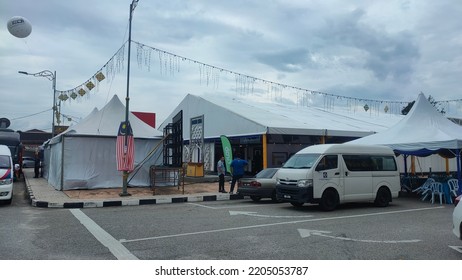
[159,94,405,140]
[44,95,163,190]
[159,93,407,172]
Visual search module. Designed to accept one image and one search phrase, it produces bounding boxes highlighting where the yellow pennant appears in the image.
[86,81,95,90]
[95,72,105,82]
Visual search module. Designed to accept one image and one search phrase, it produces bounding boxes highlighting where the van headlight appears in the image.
[297,179,313,188]
[0,179,12,185]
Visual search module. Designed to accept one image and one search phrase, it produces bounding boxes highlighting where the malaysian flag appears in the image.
[116,121,135,171]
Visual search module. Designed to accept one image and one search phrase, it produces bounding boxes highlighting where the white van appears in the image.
[276,144,400,211]
[0,145,14,204]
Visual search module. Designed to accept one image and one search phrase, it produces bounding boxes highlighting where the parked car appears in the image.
[238,168,280,202]
[453,195,462,240]
[22,156,35,168]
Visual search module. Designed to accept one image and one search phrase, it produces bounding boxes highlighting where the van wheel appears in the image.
[291,202,304,207]
[320,188,339,211]
[375,187,391,207]
[250,196,262,202]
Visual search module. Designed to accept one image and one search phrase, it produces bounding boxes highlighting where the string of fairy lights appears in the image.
[55,40,462,116]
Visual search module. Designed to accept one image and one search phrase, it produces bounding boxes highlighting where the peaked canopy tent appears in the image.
[349,93,462,187]
[44,95,163,190]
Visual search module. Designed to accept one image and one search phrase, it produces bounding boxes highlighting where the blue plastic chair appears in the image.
[418,178,435,201]
[430,182,445,205]
[447,179,459,197]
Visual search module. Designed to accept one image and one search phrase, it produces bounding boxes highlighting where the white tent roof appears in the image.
[59,95,163,138]
[349,93,462,155]
[159,94,404,139]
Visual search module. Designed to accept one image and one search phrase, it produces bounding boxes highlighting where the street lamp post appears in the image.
[18,70,57,137]
[119,0,140,197]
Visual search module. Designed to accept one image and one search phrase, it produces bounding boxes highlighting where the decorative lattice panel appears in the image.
[189,116,204,162]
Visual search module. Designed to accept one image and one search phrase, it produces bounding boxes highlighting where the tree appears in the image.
[401,101,415,115]
[401,94,445,115]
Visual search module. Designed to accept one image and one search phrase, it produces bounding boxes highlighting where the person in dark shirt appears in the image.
[229,154,248,194]
[34,152,40,178]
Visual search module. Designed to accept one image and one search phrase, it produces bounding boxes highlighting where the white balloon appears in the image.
[7,16,32,38]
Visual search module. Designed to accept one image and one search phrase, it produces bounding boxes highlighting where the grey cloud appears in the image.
[254,48,312,72]
[318,9,420,82]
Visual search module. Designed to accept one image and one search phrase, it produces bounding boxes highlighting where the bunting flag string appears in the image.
[55,42,127,103]
[56,38,462,117]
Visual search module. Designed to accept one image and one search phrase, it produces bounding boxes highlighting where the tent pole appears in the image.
[411,156,416,175]
[403,154,408,177]
[445,158,450,175]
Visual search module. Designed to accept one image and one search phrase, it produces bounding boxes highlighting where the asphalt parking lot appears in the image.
[3,179,461,261]
[72,196,462,260]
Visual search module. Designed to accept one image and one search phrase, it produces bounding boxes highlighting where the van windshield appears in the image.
[283,154,320,169]
[0,155,10,169]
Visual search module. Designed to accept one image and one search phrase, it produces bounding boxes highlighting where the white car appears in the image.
[453,195,462,240]
[22,156,35,168]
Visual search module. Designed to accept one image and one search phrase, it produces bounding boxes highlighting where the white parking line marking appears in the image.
[298,229,421,243]
[230,210,313,218]
[70,209,138,260]
[449,246,462,253]
[120,206,444,244]
[188,202,270,209]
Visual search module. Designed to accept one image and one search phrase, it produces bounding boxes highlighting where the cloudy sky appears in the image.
[1,0,462,132]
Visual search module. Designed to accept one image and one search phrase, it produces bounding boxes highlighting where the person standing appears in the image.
[217,156,226,193]
[14,163,20,180]
[34,152,40,178]
[229,153,248,194]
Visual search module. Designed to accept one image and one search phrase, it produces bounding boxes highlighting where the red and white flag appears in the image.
[116,121,135,171]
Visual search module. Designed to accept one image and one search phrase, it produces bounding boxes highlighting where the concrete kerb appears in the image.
[23,172,243,209]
